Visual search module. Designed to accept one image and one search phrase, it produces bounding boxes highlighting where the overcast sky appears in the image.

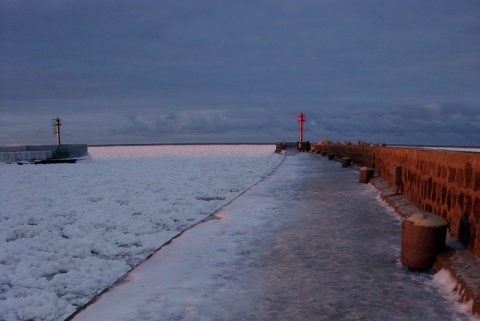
[1,1,479,146]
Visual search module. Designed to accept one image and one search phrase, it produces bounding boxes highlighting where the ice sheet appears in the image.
[0,145,283,321]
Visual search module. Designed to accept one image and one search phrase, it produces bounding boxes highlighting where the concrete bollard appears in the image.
[359,167,374,183]
[401,212,448,270]
[328,153,335,160]
[275,142,285,153]
[341,157,351,168]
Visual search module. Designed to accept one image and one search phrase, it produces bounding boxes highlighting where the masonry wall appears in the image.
[311,144,480,258]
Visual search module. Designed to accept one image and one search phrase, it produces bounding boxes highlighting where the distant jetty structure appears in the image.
[0,144,88,163]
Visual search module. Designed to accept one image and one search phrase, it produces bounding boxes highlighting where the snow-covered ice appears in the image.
[0,145,283,321]
[72,151,478,321]
[432,269,476,318]
[423,147,480,153]
[1,145,478,321]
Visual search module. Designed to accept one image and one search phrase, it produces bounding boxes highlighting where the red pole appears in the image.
[298,113,305,143]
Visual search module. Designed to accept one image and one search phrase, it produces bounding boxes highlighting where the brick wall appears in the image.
[311,144,480,258]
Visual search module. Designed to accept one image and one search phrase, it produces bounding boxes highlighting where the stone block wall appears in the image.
[310,144,480,258]
[310,145,376,168]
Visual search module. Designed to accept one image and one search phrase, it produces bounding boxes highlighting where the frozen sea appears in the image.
[1,145,478,321]
[0,145,283,321]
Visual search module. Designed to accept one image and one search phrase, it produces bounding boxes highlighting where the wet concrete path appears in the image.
[72,151,472,320]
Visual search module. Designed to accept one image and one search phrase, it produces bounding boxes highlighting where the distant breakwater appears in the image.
[310,143,480,259]
[0,144,88,163]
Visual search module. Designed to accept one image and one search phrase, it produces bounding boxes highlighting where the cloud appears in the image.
[304,102,480,145]
[422,103,443,113]
[1,1,479,146]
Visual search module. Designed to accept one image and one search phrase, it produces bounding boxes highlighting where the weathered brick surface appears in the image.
[311,144,480,258]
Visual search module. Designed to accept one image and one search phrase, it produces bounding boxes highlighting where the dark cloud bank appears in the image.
[1,0,479,146]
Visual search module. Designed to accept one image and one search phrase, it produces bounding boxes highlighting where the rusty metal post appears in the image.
[52,117,62,145]
[341,157,351,168]
[401,212,448,270]
[394,166,403,194]
[359,167,374,183]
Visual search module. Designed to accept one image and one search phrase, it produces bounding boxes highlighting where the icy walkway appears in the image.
[71,151,474,320]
